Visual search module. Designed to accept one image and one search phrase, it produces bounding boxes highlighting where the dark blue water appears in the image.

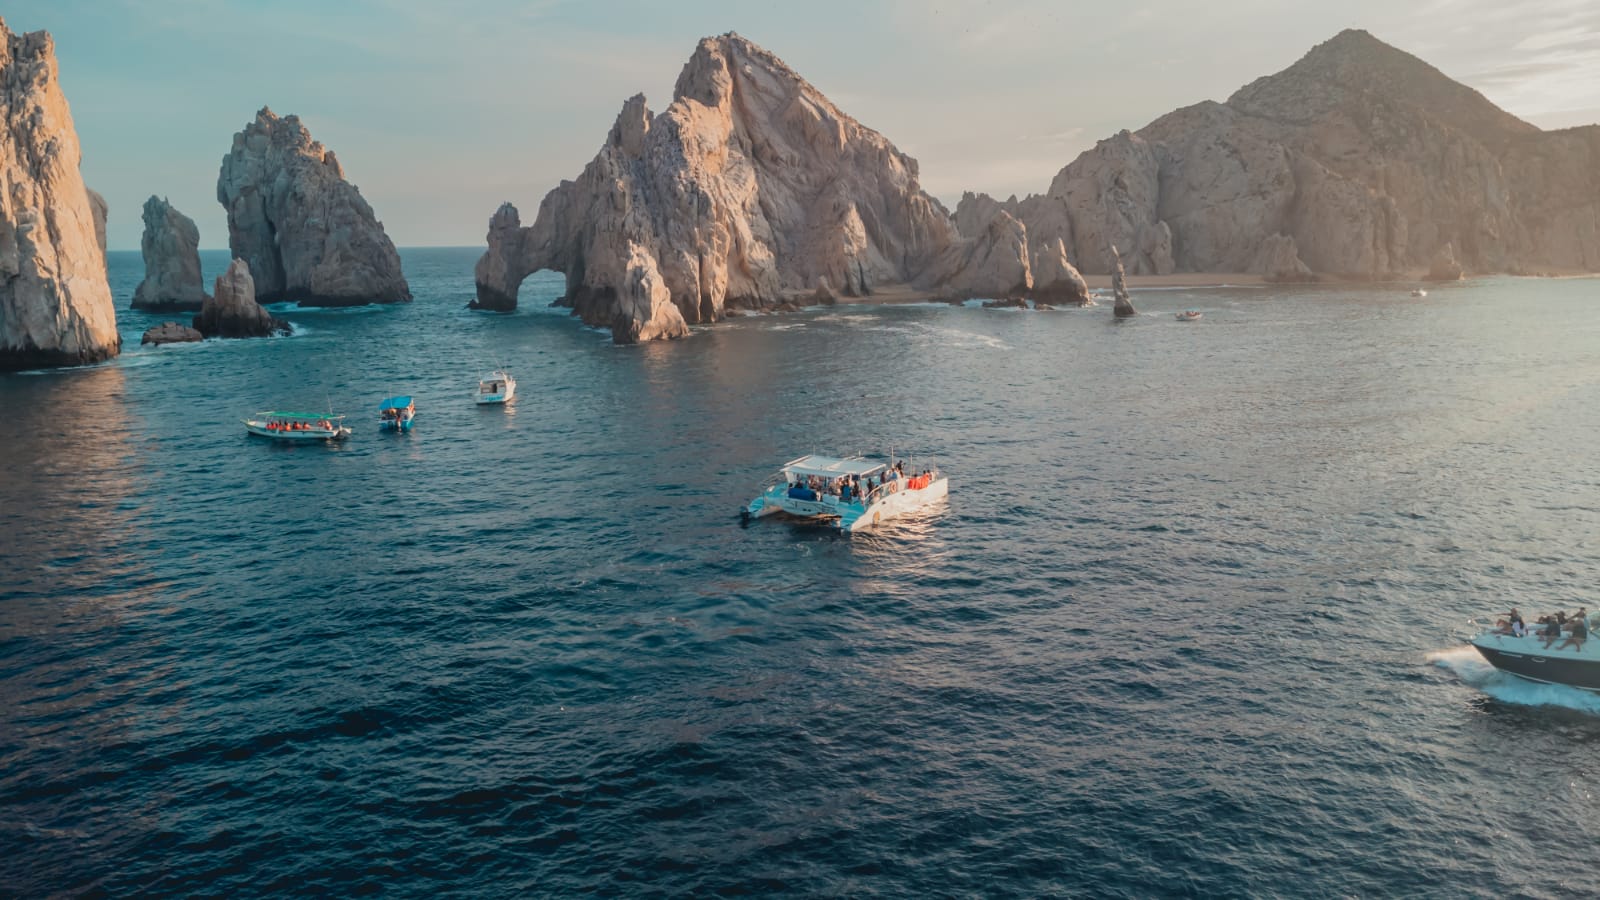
[5,248,1600,896]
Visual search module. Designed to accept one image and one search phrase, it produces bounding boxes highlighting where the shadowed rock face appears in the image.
[473,33,1025,343]
[133,196,209,311]
[193,259,289,338]
[218,107,410,307]
[141,322,202,345]
[970,29,1600,279]
[0,19,119,371]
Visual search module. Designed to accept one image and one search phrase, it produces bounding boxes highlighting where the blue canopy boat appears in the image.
[379,396,416,432]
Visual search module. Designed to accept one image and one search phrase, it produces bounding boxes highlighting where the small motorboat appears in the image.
[1176,309,1202,321]
[244,411,352,442]
[1411,289,1428,297]
[1467,610,1600,690]
[379,396,416,432]
[476,371,515,405]
[743,454,948,532]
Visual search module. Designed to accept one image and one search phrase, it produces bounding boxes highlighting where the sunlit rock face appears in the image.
[133,196,209,311]
[0,19,120,371]
[473,33,1029,343]
[973,29,1600,279]
[218,107,410,307]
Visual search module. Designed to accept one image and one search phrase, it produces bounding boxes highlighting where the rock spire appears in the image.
[133,196,209,310]
[217,107,410,306]
[0,19,119,370]
[193,258,289,338]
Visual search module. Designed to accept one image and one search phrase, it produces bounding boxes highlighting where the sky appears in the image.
[14,0,1600,250]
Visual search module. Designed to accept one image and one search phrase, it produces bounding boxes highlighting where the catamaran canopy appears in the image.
[258,411,344,421]
[781,455,885,479]
[379,396,413,411]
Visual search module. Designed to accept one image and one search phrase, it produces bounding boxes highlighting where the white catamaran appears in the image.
[743,454,948,532]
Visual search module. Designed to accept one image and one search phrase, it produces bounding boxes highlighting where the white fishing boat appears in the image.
[743,454,948,532]
[244,411,352,441]
[1176,309,1202,321]
[476,371,515,405]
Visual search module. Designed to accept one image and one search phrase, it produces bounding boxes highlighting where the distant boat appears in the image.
[244,411,351,441]
[379,395,416,431]
[743,453,948,532]
[1176,309,1202,321]
[476,371,515,405]
[1411,289,1428,297]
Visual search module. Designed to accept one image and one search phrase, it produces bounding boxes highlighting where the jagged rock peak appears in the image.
[473,32,1030,342]
[217,107,410,307]
[0,18,120,370]
[1228,28,1535,142]
[133,195,209,311]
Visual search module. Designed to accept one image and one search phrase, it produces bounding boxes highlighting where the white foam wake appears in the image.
[1428,645,1600,714]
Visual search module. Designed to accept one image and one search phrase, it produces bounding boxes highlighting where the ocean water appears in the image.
[4,248,1600,896]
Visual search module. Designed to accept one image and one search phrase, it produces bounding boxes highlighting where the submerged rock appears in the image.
[133,196,209,310]
[0,20,120,371]
[217,107,410,307]
[473,33,1028,342]
[193,259,290,338]
[141,322,203,345]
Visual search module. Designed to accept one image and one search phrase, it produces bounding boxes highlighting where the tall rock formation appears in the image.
[967,29,1600,279]
[133,196,208,310]
[1110,246,1137,318]
[474,33,1025,342]
[217,107,410,306]
[0,20,119,371]
[193,258,289,338]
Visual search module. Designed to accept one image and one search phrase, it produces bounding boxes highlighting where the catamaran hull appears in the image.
[1471,639,1600,691]
[745,477,948,532]
[245,423,350,441]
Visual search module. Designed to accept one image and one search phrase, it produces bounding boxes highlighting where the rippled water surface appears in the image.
[5,249,1600,896]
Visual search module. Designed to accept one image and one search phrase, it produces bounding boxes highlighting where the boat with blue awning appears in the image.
[379,395,416,431]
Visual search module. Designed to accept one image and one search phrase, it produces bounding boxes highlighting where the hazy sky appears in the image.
[15,0,1600,249]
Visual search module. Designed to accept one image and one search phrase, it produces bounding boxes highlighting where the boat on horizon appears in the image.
[743,454,948,532]
[244,411,352,442]
[379,395,416,431]
[476,371,515,405]
[1176,309,1202,321]
[1467,611,1600,691]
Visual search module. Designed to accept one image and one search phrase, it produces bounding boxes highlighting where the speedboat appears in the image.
[476,371,515,405]
[1467,611,1600,690]
[379,396,416,432]
[1176,309,1202,321]
[743,454,948,532]
[1411,289,1428,297]
[244,411,352,441]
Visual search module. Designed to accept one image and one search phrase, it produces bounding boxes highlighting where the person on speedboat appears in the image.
[1539,614,1563,649]
[1495,608,1525,636]
[1558,612,1589,651]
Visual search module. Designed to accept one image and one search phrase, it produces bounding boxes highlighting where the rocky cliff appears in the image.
[474,33,1030,342]
[0,19,119,371]
[967,29,1600,279]
[218,107,410,306]
[133,196,208,310]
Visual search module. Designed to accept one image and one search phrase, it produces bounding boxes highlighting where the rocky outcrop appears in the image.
[193,258,289,338]
[133,196,209,310]
[87,188,107,259]
[972,29,1600,280]
[1111,246,1137,318]
[1030,237,1091,306]
[140,322,202,345]
[473,33,1030,342]
[1424,241,1464,281]
[0,20,120,371]
[218,107,409,307]
[1256,233,1314,282]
